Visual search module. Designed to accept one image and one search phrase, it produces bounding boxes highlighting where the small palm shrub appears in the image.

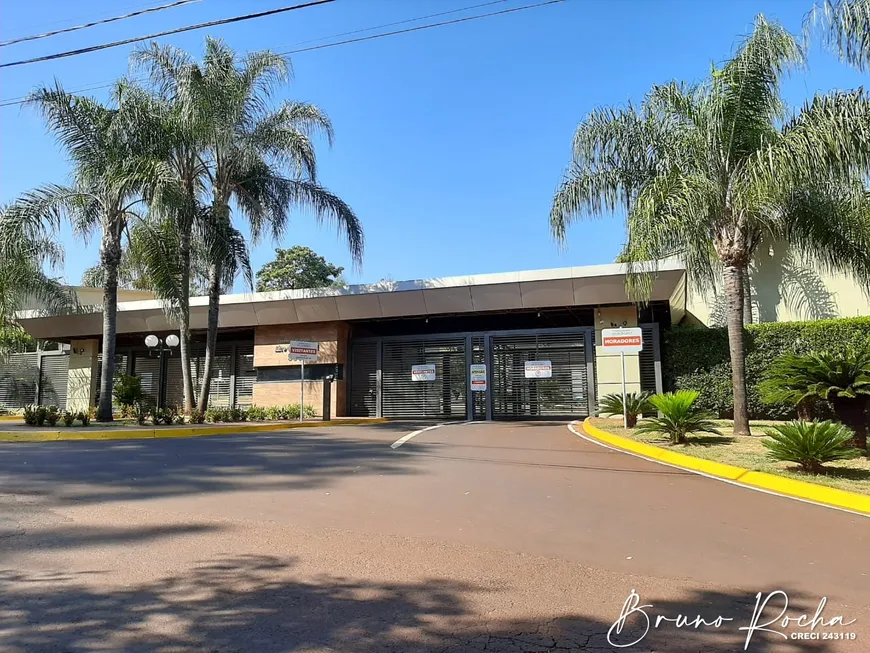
[46,406,60,427]
[188,408,205,424]
[761,345,870,450]
[635,390,722,444]
[77,410,90,426]
[762,421,861,474]
[599,392,653,427]
[22,405,38,426]
[61,411,75,427]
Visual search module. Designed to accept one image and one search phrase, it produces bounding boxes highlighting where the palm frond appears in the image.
[809,0,870,71]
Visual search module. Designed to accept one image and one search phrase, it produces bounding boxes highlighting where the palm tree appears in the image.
[21,83,162,421]
[111,74,212,414]
[135,38,364,411]
[550,16,870,436]
[0,203,73,355]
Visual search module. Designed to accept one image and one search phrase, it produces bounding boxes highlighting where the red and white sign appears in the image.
[601,328,643,353]
[411,364,437,382]
[288,340,319,362]
[524,360,552,379]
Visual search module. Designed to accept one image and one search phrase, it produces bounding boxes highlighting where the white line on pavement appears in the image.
[567,421,869,519]
[390,421,472,449]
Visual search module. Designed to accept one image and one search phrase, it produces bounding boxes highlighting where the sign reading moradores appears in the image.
[600,328,643,354]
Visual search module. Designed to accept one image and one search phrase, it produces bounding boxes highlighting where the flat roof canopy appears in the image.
[18,261,687,340]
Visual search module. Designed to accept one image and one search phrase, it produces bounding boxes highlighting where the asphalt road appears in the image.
[1,421,868,652]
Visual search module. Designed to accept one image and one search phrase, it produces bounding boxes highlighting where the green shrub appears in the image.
[188,408,205,424]
[0,403,7,416]
[113,373,144,413]
[77,410,90,426]
[246,406,267,421]
[762,421,861,474]
[46,406,60,427]
[61,411,75,427]
[663,317,870,420]
[635,390,722,444]
[22,405,38,426]
[599,392,653,427]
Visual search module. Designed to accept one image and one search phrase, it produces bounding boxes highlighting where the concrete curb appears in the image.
[0,418,388,443]
[580,417,870,518]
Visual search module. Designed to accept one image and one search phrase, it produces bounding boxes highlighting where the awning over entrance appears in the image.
[17,260,686,341]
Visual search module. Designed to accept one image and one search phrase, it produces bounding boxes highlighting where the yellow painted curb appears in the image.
[0,418,388,443]
[0,415,22,422]
[581,418,870,517]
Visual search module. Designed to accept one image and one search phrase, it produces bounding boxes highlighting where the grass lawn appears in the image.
[588,417,870,497]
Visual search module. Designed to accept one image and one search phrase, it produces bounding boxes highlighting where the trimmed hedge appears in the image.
[662,316,870,419]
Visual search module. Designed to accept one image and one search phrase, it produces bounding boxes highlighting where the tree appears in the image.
[256,246,344,292]
[135,38,363,411]
[19,84,161,420]
[550,15,870,436]
[0,203,73,356]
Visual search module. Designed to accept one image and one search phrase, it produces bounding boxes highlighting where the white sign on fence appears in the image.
[288,340,319,362]
[411,364,437,382]
[524,360,552,379]
[600,327,643,353]
[470,363,487,391]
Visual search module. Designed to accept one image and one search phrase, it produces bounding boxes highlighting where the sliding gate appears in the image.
[348,328,595,420]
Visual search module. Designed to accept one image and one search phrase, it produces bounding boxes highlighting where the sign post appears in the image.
[288,340,319,422]
[600,328,643,428]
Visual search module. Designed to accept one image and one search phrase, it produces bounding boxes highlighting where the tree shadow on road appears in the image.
[0,431,431,507]
[0,555,842,652]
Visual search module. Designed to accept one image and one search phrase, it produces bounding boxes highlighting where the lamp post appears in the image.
[144,334,179,410]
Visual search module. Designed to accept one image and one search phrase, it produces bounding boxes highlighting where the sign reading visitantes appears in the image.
[601,327,643,353]
[288,340,319,362]
[524,360,552,379]
[470,364,487,391]
[411,364,437,382]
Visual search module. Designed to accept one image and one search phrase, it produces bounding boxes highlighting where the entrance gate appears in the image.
[348,327,595,420]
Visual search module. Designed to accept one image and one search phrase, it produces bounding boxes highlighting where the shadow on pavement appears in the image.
[0,555,840,652]
[0,431,431,507]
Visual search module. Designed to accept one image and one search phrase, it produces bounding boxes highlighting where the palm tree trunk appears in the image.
[196,262,221,412]
[723,263,751,436]
[96,235,122,422]
[178,231,195,413]
[742,269,753,326]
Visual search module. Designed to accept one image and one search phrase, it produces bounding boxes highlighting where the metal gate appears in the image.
[381,336,467,419]
[348,328,594,420]
[489,331,592,419]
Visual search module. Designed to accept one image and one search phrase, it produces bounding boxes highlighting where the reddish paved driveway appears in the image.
[1,421,868,652]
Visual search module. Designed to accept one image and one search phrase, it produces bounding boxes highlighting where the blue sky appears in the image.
[0,0,865,290]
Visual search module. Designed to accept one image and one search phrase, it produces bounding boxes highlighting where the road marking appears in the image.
[390,421,472,449]
[567,421,870,520]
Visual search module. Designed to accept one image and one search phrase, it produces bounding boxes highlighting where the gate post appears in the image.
[465,334,473,420]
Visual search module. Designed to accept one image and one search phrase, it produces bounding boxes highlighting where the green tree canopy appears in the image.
[256,246,345,292]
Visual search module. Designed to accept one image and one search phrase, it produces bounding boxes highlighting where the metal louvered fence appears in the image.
[6,341,258,414]
[0,349,70,411]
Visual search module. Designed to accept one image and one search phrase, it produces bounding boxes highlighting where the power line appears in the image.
[0,0,203,48]
[0,0,566,107]
[276,0,564,57]
[0,0,334,69]
[278,0,508,49]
